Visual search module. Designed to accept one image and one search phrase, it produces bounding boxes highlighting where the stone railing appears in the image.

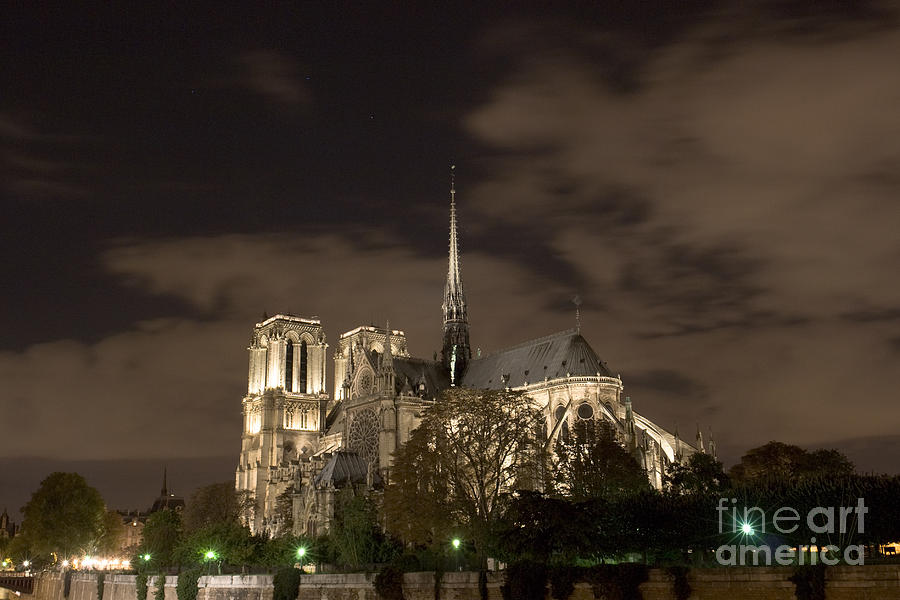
[22,565,900,600]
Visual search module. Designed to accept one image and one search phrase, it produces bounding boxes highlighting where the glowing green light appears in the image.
[452,538,461,549]
[741,522,754,535]
[296,547,306,558]
[204,550,217,560]
[142,554,152,562]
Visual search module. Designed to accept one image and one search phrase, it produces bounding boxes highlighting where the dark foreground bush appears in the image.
[273,567,302,600]
[373,564,405,600]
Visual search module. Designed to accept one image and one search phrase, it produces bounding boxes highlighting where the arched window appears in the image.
[284,340,294,392]
[299,340,308,393]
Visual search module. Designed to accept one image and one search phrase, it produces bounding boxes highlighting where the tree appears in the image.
[551,420,648,501]
[664,452,730,495]
[184,482,253,533]
[383,388,544,563]
[273,489,294,538]
[97,511,127,556]
[141,510,183,569]
[729,441,854,483]
[176,521,261,571]
[19,472,106,562]
[801,449,854,479]
[323,487,399,570]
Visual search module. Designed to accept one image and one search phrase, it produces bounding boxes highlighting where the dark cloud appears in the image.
[234,51,311,108]
[841,306,900,323]
[0,113,92,199]
[461,12,900,460]
[627,369,709,401]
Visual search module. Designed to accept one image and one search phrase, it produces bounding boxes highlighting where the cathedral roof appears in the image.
[392,356,451,399]
[313,451,381,488]
[461,329,612,390]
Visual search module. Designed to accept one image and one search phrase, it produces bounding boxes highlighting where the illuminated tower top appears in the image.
[441,165,471,384]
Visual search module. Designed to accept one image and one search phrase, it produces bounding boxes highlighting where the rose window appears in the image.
[348,408,379,466]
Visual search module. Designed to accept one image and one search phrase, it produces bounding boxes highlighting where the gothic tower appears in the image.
[236,314,329,533]
[441,166,471,385]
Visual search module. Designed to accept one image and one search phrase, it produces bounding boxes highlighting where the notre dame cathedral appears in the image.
[235,172,709,536]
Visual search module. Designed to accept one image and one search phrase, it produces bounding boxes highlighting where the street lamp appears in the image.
[741,522,754,535]
[296,547,306,570]
[451,538,461,571]
[204,550,218,575]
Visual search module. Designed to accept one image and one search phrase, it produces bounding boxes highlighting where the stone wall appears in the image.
[295,566,900,600]
[295,572,506,600]
[197,575,273,600]
[23,565,900,600]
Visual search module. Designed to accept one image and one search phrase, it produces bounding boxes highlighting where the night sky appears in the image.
[3,2,900,519]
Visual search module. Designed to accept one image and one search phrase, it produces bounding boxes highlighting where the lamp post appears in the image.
[204,550,218,575]
[451,538,461,572]
[296,547,306,571]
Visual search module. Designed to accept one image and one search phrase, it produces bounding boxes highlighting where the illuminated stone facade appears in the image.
[235,175,709,536]
[235,315,330,533]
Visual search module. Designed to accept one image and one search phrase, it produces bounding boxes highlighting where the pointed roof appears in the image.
[461,329,612,389]
[442,165,466,321]
[392,356,450,399]
[313,451,382,488]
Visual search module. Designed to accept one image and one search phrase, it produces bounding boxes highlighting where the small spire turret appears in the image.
[624,396,636,450]
[381,321,395,395]
[674,424,683,461]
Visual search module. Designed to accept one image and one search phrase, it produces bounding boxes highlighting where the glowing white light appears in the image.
[741,523,754,535]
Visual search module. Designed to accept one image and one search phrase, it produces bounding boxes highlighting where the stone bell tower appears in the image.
[235,314,329,533]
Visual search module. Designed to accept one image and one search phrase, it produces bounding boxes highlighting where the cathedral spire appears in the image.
[161,466,168,497]
[441,164,471,385]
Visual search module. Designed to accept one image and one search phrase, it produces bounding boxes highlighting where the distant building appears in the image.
[0,508,17,539]
[235,171,710,536]
[148,468,185,514]
[117,511,145,556]
[113,468,185,556]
